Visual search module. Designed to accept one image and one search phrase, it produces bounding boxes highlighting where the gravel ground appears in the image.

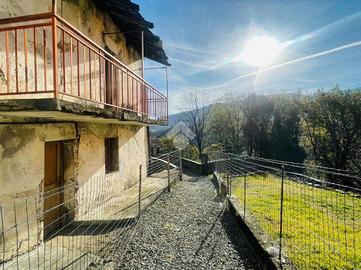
[115,173,262,270]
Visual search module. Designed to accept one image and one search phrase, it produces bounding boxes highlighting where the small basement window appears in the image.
[105,137,119,173]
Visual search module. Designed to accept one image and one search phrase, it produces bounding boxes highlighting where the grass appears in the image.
[232,174,361,270]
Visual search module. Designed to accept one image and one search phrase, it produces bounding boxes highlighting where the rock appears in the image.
[266,246,279,258]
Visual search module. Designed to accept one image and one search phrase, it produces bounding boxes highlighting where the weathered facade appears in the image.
[0,0,169,264]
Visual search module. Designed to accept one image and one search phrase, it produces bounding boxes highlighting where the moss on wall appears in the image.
[62,0,79,5]
[0,126,36,158]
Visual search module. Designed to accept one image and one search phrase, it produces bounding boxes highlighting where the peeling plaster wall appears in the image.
[0,1,148,262]
[58,0,142,70]
[0,122,149,262]
[75,123,149,221]
[0,0,142,95]
[0,123,77,263]
[77,123,148,188]
[0,0,141,67]
[0,123,76,200]
[0,0,51,17]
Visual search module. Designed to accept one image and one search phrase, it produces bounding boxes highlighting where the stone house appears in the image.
[0,0,169,264]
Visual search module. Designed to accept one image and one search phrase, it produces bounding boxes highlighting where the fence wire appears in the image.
[214,151,361,270]
[0,150,182,270]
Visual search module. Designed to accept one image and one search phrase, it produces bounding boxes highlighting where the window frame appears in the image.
[104,137,119,174]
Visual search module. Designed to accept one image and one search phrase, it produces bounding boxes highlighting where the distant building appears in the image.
[166,121,194,140]
[164,121,193,150]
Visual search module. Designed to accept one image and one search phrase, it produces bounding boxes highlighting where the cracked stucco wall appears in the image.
[0,0,148,262]
[77,123,148,189]
[0,122,77,263]
[0,122,149,263]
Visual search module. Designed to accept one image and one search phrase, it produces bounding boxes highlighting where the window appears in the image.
[105,137,119,173]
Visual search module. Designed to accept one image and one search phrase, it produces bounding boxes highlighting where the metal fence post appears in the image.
[221,152,224,174]
[167,153,171,192]
[229,155,233,197]
[229,173,232,197]
[244,174,247,219]
[226,172,229,195]
[138,165,142,217]
[0,205,5,269]
[279,165,285,265]
[215,151,219,173]
[179,149,182,181]
[226,153,230,196]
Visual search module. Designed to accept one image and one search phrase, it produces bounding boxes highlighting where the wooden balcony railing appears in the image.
[0,13,168,122]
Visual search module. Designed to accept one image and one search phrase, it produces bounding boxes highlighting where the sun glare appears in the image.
[240,35,283,68]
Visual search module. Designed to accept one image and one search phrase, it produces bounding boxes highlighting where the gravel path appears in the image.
[116,173,262,270]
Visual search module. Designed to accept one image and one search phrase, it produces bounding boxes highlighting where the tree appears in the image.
[159,137,175,152]
[209,92,244,153]
[269,95,305,162]
[241,94,274,157]
[209,92,306,160]
[300,87,361,184]
[181,90,211,161]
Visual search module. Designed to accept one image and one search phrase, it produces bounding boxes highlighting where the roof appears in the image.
[166,121,195,140]
[94,0,170,66]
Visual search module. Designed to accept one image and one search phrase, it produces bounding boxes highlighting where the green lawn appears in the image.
[232,174,361,270]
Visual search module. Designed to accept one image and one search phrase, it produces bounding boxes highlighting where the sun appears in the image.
[240,35,283,68]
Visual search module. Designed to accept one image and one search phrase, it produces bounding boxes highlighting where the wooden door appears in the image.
[44,141,63,239]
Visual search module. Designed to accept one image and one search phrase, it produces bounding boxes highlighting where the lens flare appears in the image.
[240,36,283,67]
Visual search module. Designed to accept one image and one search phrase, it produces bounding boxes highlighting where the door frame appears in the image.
[43,141,64,239]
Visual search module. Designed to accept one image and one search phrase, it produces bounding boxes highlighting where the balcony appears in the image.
[0,13,168,124]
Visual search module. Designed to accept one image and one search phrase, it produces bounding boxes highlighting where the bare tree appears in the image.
[181,90,211,161]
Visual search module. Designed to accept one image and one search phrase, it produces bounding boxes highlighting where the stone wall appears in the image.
[181,158,217,175]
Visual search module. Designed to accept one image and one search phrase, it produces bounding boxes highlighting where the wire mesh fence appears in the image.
[214,151,361,270]
[0,150,182,270]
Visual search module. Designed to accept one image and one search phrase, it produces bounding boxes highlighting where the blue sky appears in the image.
[134,0,361,114]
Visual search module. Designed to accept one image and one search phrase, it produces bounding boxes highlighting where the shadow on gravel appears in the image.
[195,207,225,256]
[220,211,262,268]
[194,206,260,268]
[59,218,136,236]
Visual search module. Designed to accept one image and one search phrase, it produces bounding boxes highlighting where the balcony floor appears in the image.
[0,98,167,126]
